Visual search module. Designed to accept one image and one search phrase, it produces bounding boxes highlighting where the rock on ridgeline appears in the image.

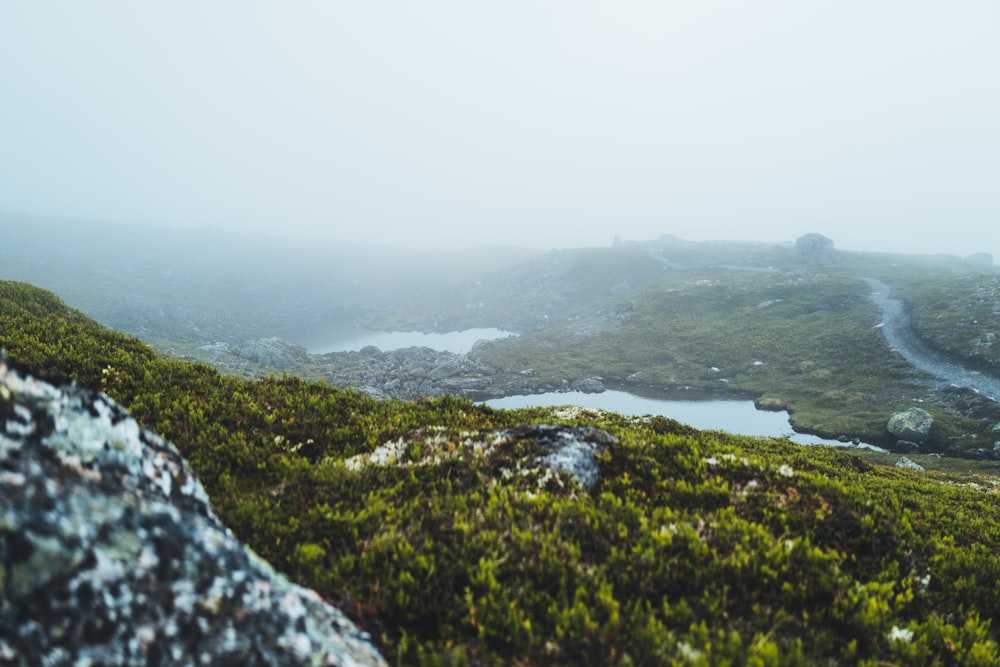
[0,355,386,667]
[793,233,836,266]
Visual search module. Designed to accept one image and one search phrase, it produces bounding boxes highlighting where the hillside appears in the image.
[4,280,1000,665]
[4,221,999,455]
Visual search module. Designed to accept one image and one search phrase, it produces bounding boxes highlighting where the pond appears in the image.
[484,390,885,450]
[309,328,517,355]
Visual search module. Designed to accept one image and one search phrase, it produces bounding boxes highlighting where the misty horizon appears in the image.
[1,3,998,257]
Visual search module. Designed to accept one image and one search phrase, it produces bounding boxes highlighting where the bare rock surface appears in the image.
[0,355,386,667]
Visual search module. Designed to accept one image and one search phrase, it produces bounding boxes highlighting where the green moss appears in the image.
[5,279,1000,665]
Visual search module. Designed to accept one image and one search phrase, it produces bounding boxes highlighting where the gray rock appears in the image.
[793,233,836,265]
[197,341,234,355]
[887,407,934,444]
[571,377,606,393]
[234,337,308,370]
[895,456,925,471]
[0,355,386,667]
[502,424,617,489]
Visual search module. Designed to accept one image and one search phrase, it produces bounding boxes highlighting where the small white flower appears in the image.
[677,641,702,662]
[778,464,795,478]
[887,626,914,643]
[705,456,719,467]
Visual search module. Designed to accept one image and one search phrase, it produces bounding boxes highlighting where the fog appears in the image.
[1,2,997,256]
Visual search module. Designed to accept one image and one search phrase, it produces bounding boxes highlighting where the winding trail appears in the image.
[863,278,1000,401]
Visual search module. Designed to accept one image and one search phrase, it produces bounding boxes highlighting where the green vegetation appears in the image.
[5,279,1000,665]
[895,275,1000,372]
[471,268,991,449]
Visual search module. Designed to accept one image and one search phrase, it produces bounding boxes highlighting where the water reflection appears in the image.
[484,390,884,450]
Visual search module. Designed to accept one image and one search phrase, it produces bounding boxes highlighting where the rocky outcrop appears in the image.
[570,377,606,393]
[233,337,310,370]
[793,233,836,266]
[0,355,386,667]
[344,423,617,491]
[502,424,617,490]
[322,346,500,400]
[187,337,618,402]
[887,407,934,445]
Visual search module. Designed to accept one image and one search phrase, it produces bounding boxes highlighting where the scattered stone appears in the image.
[895,457,925,471]
[887,408,934,444]
[0,355,387,667]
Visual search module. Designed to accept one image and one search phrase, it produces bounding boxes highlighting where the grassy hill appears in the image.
[4,279,1000,665]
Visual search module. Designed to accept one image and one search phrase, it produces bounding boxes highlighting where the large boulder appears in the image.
[887,407,934,445]
[793,233,836,265]
[0,355,386,667]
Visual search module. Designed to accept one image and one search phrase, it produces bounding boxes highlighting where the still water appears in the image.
[310,328,516,355]
[485,390,884,450]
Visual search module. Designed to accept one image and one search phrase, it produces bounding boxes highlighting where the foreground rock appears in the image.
[0,355,386,667]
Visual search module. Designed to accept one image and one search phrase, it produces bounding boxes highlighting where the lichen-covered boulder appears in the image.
[502,424,617,490]
[0,355,386,667]
[887,407,934,445]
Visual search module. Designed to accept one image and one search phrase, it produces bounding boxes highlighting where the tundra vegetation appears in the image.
[4,279,1000,665]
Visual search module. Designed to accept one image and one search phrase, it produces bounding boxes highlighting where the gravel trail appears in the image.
[864,277,1000,401]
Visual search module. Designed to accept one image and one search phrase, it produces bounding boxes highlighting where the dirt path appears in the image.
[864,278,1000,401]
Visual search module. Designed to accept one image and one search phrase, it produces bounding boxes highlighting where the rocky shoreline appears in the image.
[174,332,1000,459]
[178,337,611,402]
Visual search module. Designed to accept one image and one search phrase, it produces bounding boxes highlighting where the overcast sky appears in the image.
[1,2,997,255]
